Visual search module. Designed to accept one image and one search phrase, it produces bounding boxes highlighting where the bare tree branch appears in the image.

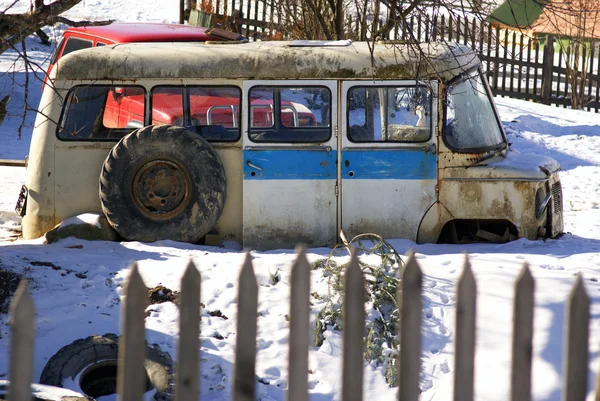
[0,0,83,54]
[48,16,114,27]
[18,40,29,139]
[302,0,334,39]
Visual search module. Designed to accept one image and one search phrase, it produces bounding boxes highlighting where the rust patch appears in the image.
[514,181,536,215]
[514,181,530,192]
[459,182,482,203]
[489,192,516,222]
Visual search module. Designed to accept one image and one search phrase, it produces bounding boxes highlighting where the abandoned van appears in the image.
[18,40,564,249]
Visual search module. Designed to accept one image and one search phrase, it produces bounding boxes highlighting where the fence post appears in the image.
[233,254,258,401]
[564,274,590,401]
[233,9,244,34]
[341,250,365,401]
[510,264,534,401]
[288,248,311,401]
[454,256,476,401]
[117,264,147,401]
[542,36,555,105]
[8,280,35,401]
[398,252,423,401]
[176,261,201,401]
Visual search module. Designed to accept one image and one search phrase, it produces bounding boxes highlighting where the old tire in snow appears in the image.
[99,124,227,243]
[0,380,91,401]
[39,333,174,401]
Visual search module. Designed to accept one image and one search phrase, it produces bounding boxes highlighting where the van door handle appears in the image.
[246,160,262,171]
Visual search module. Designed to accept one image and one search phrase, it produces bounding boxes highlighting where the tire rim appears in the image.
[132,159,192,221]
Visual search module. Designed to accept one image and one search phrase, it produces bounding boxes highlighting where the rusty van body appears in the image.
[19,40,563,248]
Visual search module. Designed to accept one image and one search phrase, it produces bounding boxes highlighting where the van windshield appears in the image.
[444,71,505,151]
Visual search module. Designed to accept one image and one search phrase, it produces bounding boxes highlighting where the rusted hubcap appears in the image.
[132,159,191,221]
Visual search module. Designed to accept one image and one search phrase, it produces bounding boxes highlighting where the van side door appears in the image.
[242,80,338,249]
[340,80,438,241]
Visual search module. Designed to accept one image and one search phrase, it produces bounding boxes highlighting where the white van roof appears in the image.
[55,40,480,82]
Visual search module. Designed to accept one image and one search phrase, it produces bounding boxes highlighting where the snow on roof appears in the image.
[55,41,480,82]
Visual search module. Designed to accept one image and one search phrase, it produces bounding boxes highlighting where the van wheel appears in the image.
[39,333,174,401]
[99,124,226,243]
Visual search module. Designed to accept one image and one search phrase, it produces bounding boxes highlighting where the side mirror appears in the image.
[111,87,125,102]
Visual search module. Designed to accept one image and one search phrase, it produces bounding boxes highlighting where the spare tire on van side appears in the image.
[99,124,227,243]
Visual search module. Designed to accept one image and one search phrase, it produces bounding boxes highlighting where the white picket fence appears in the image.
[5,249,596,401]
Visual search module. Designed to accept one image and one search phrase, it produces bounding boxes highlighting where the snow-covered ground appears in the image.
[3,1,600,401]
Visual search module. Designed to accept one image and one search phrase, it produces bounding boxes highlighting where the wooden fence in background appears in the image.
[190,2,600,113]
[347,14,600,113]
[5,249,597,401]
[390,15,600,113]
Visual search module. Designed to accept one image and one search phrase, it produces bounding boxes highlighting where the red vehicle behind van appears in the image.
[45,23,240,88]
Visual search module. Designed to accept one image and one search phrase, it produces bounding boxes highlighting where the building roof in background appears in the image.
[489,0,600,39]
[531,0,600,39]
[488,0,547,28]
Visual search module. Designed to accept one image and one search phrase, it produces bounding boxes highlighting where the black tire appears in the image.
[39,334,174,401]
[0,380,91,401]
[99,124,226,243]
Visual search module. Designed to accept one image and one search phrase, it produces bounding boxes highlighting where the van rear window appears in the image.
[151,86,241,142]
[57,85,146,140]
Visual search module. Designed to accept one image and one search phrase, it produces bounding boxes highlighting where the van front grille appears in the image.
[552,182,563,213]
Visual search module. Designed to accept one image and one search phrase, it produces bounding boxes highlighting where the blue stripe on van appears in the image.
[243,148,437,180]
[244,149,337,180]
[341,149,437,180]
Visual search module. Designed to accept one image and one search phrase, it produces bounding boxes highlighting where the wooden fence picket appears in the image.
[176,260,201,401]
[454,255,477,401]
[564,274,590,401]
[341,249,365,401]
[398,253,423,401]
[510,31,516,92]
[233,254,258,401]
[517,34,524,94]
[117,263,147,401]
[510,264,534,401]
[287,248,311,401]
[525,40,532,96]
[588,43,595,111]
[8,280,34,401]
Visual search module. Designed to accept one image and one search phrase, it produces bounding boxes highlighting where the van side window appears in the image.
[347,86,431,142]
[248,86,331,143]
[57,85,146,140]
[151,86,241,142]
[61,38,93,57]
